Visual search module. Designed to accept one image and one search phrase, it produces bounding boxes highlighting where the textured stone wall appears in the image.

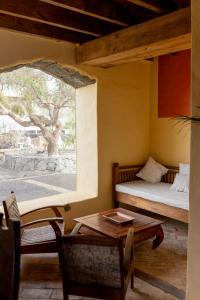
[4,153,76,173]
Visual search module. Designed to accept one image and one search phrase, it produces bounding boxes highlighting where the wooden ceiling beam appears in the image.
[0,13,93,43]
[0,0,123,37]
[127,0,167,14]
[77,8,191,67]
[41,0,137,26]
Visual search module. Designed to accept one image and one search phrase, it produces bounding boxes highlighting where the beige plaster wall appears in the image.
[186,1,200,299]
[0,28,76,68]
[149,59,191,166]
[76,84,98,194]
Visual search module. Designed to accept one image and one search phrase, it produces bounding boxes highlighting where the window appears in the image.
[0,62,97,207]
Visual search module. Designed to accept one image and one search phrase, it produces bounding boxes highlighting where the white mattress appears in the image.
[115,180,189,210]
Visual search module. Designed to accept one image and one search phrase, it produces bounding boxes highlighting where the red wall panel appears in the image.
[158,50,191,117]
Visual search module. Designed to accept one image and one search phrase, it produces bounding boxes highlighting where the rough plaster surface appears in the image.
[0,60,96,88]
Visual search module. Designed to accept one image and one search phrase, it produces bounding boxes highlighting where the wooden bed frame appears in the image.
[112,163,189,223]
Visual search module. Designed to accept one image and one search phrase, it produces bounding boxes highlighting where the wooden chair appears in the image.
[0,212,21,300]
[57,226,134,300]
[3,193,70,254]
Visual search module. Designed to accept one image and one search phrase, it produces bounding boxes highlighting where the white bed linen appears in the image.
[115,180,189,210]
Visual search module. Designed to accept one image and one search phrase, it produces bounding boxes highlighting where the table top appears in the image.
[74,207,164,239]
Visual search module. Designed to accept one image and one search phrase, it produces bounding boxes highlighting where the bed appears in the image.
[112,163,189,223]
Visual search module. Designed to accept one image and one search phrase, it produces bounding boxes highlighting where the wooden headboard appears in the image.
[112,162,179,186]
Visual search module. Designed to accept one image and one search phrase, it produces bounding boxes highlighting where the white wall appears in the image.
[76,84,98,195]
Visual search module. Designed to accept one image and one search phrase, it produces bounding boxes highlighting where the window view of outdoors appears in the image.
[0,67,76,202]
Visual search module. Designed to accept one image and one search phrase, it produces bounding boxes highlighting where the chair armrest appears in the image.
[21,217,64,235]
[21,217,64,228]
[123,228,134,275]
[70,223,82,235]
[20,205,69,218]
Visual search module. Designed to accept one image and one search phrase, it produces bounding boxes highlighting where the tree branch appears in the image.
[29,114,54,142]
[8,112,34,127]
[0,105,34,127]
[31,114,53,126]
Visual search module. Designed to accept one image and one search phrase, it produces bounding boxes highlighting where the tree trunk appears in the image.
[47,139,58,156]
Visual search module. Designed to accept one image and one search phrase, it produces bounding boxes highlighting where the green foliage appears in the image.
[0,67,75,118]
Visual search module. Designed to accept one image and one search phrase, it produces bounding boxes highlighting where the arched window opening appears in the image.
[0,61,97,206]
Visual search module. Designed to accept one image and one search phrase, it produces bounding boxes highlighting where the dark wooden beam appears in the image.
[77,8,191,66]
[41,0,137,26]
[0,13,93,43]
[127,0,167,13]
[127,0,181,13]
[0,0,123,36]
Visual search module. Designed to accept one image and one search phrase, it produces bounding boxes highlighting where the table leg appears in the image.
[131,270,134,290]
[152,226,164,249]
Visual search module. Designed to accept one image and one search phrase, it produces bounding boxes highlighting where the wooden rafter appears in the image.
[127,0,167,14]
[41,0,138,26]
[0,0,123,37]
[0,13,93,43]
[77,8,191,67]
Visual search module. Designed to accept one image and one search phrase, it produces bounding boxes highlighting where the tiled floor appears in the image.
[19,217,188,300]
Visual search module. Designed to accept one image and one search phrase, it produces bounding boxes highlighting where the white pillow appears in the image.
[136,157,168,183]
[179,163,190,175]
[170,173,189,193]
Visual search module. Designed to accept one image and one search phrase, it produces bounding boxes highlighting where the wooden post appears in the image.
[112,162,120,207]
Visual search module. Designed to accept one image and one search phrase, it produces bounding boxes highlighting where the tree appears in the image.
[0,67,75,156]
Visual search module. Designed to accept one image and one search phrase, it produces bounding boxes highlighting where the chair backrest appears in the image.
[3,193,20,226]
[0,213,21,300]
[57,234,124,290]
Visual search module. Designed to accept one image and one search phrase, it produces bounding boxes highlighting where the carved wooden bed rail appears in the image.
[112,162,188,223]
[112,162,178,185]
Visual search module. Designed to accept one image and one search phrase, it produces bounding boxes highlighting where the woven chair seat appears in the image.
[21,223,64,246]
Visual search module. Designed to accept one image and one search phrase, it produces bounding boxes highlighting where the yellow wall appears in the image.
[149,59,191,166]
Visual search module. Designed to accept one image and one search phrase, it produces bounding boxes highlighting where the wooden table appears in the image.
[74,207,164,249]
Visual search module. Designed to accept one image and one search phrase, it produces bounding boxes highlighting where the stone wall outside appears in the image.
[4,152,76,174]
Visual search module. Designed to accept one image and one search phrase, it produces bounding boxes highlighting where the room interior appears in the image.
[1,0,200,299]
